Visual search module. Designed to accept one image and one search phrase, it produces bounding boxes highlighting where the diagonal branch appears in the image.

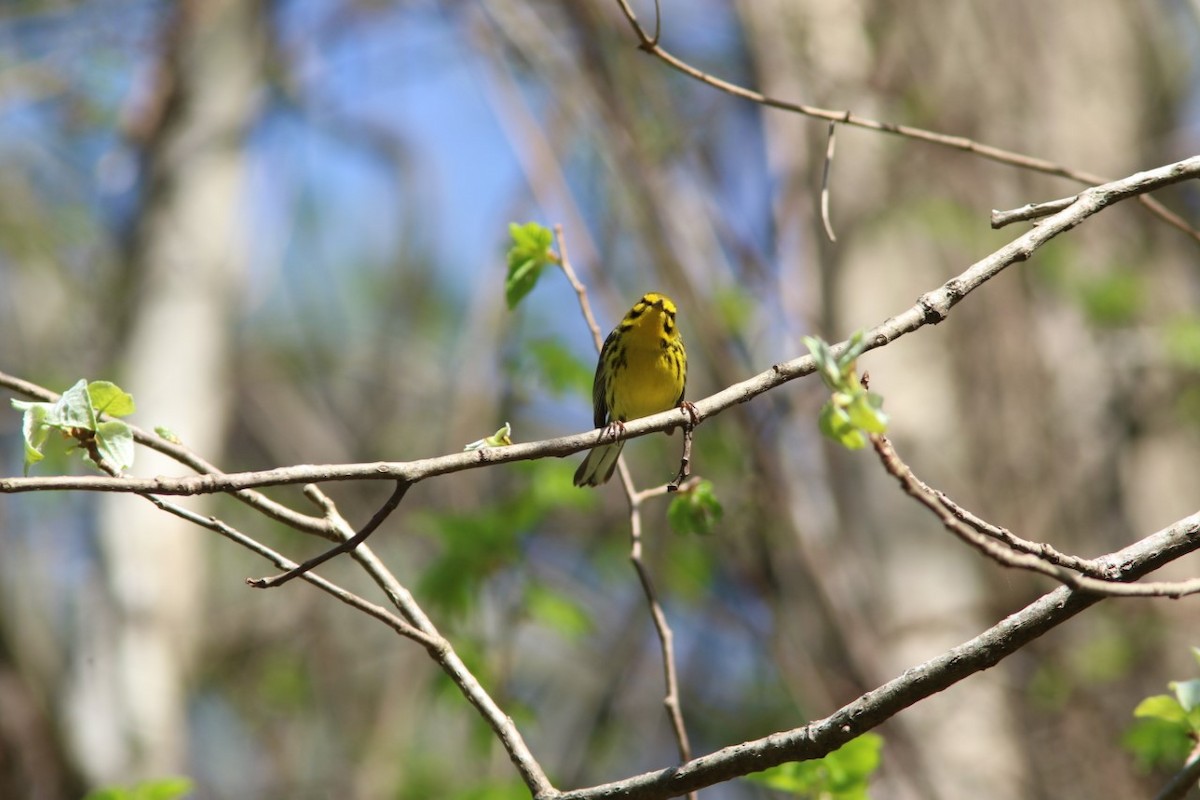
[246,479,411,588]
[609,0,1200,244]
[552,510,1200,799]
[6,156,1197,498]
[870,434,1200,597]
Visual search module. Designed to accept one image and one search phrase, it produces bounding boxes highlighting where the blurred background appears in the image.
[2,1,1200,798]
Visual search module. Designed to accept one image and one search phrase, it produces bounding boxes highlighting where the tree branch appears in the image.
[609,0,1200,244]
[246,479,410,588]
[5,157,1196,497]
[871,434,1200,597]
[552,510,1200,799]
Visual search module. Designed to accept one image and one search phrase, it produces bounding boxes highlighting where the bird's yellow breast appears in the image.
[610,341,683,420]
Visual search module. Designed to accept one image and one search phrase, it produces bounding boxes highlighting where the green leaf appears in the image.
[1164,317,1200,370]
[838,329,870,369]
[94,420,135,472]
[16,401,50,472]
[1124,716,1195,771]
[1133,694,1187,724]
[803,335,840,390]
[505,222,554,309]
[463,422,513,451]
[846,394,888,434]
[133,777,194,800]
[667,479,723,535]
[1171,678,1200,715]
[749,733,883,798]
[818,403,867,450]
[154,426,182,444]
[10,379,138,474]
[88,380,136,417]
[807,333,886,450]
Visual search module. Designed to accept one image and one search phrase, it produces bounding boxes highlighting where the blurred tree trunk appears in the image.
[733,4,1026,798]
[737,1,1173,798]
[62,0,265,785]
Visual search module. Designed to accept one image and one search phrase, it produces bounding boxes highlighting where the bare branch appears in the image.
[5,157,1196,498]
[608,0,1200,245]
[628,491,695,784]
[552,510,1200,799]
[935,493,1110,578]
[247,480,411,588]
[871,435,1200,598]
[820,120,839,243]
[991,196,1077,229]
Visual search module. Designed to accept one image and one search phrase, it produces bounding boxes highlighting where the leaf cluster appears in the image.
[505,222,555,309]
[802,332,887,450]
[747,733,883,799]
[1125,647,1200,770]
[11,379,137,474]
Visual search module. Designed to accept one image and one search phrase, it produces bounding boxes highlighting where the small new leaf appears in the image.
[464,422,514,451]
[154,426,182,444]
[1133,694,1187,725]
[88,381,136,417]
[667,479,723,535]
[505,222,555,309]
[10,378,136,474]
[1171,678,1200,715]
[805,333,887,450]
[94,420,135,472]
[749,733,883,798]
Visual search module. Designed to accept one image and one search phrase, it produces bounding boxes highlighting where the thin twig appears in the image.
[608,0,1200,245]
[628,486,696,789]
[1154,740,1200,800]
[79,447,440,647]
[555,225,696,794]
[871,434,1200,597]
[0,386,554,797]
[667,414,696,491]
[293,490,554,797]
[991,196,1077,228]
[820,120,838,243]
[554,224,605,350]
[936,493,1111,578]
[153,496,440,647]
[247,480,411,588]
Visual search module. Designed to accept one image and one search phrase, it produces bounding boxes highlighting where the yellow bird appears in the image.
[574,292,687,487]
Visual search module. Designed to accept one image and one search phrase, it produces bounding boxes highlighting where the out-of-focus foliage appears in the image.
[748,733,883,799]
[82,777,193,800]
[1125,648,1200,771]
[667,478,723,535]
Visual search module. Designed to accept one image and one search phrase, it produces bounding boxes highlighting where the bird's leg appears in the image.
[601,419,626,443]
[668,402,699,491]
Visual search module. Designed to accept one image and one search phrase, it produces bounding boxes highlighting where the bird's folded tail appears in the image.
[572,440,625,487]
